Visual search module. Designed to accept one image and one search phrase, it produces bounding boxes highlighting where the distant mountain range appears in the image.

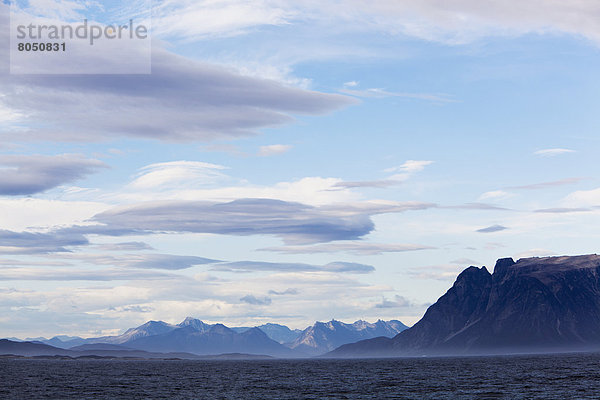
[125,324,298,357]
[5,318,406,358]
[328,255,600,357]
[290,319,408,356]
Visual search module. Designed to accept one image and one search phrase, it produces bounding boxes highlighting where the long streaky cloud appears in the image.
[1,46,355,143]
[212,260,375,274]
[333,180,401,189]
[443,203,510,211]
[0,154,107,195]
[534,207,592,214]
[45,253,219,270]
[533,148,576,157]
[260,242,434,255]
[507,177,583,190]
[476,224,508,233]
[0,267,172,281]
[0,229,88,254]
[340,88,455,103]
[64,198,435,244]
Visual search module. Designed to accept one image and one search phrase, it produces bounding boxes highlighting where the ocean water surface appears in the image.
[2,353,600,399]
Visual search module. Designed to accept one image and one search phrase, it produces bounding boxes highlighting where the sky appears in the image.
[1,0,600,338]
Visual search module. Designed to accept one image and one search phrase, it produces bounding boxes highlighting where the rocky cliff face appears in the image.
[329,255,600,357]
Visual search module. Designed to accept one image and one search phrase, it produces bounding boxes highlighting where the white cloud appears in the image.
[129,161,228,190]
[564,187,600,208]
[129,0,600,93]
[115,170,360,206]
[534,148,576,157]
[332,159,434,190]
[153,0,293,40]
[383,160,434,181]
[0,198,108,231]
[346,0,600,43]
[257,144,292,157]
[0,102,24,124]
[478,190,513,201]
[154,0,600,45]
[23,0,91,21]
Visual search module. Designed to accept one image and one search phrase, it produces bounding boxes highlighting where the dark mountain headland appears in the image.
[328,254,600,357]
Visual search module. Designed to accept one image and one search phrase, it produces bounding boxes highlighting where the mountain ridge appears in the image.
[5,318,406,357]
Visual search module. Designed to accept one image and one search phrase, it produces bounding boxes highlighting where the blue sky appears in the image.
[1,0,600,338]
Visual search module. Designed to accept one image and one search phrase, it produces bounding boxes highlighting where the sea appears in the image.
[2,352,600,399]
